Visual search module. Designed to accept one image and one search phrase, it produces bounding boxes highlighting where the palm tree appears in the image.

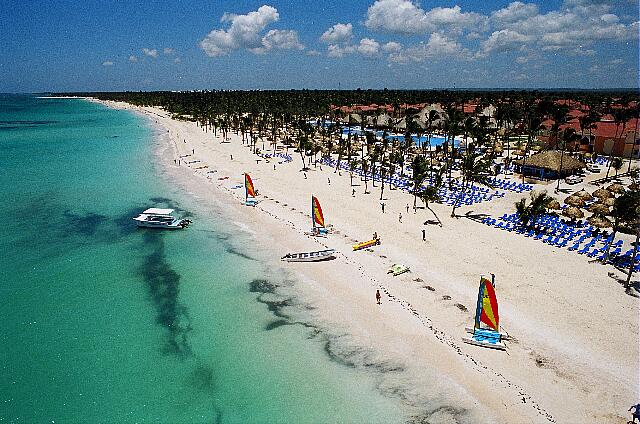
[450,151,492,217]
[361,158,370,194]
[410,155,430,210]
[605,107,630,179]
[419,167,444,226]
[555,128,579,192]
[515,191,555,228]
[602,188,640,263]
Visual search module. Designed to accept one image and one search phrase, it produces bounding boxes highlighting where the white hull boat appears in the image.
[281,249,335,262]
[133,208,191,229]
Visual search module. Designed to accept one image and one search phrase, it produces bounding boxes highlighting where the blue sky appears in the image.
[1,0,638,92]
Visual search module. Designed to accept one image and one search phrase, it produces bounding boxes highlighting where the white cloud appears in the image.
[389,33,470,63]
[102,61,114,66]
[128,55,138,63]
[306,49,321,56]
[357,38,380,56]
[382,41,402,53]
[480,29,532,53]
[320,23,353,43]
[142,48,158,58]
[365,0,486,35]
[327,43,355,58]
[491,2,539,25]
[174,57,181,63]
[200,5,303,56]
[163,47,175,55]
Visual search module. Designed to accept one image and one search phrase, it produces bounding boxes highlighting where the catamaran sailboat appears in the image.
[133,208,191,229]
[306,195,328,237]
[244,173,257,206]
[462,274,508,350]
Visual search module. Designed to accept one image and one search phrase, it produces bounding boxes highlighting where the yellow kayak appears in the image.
[352,238,380,251]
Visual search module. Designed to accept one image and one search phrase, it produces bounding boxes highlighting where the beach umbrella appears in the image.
[562,206,584,219]
[598,197,616,207]
[548,199,561,210]
[587,203,610,215]
[606,183,625,194]
[588,214,612,228]
[575,189,593,200]
[564,195,586,207]
[592,188,612,199]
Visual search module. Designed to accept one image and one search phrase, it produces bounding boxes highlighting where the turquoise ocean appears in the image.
[0,96,406,423]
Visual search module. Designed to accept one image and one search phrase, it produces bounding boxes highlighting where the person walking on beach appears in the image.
[352,188,355,197]
[399,213,402,223]
[422,228,426,241]
[328,177,331,185]
[406,203,409,213]
[381,202,385,213]
[376,289,381,305]
[630,403,640,423]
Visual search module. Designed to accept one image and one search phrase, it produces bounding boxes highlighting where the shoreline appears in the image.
[92,98,638,423]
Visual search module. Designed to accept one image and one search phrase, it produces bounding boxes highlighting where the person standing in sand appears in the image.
[376,289,381,305]
[422,229,426,241]
[399,213,402,223]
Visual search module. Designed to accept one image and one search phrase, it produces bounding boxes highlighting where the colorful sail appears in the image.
[245,173,256,199]
[474,277,499,331]
[312,196,325,228]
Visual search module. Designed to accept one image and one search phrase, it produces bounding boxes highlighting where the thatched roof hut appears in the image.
[575,189,593,200]
[588,203,610,215]
[513,151,585,174]
[588,215,612,228]
[606,183,625,194]
[565,195,586,207]
[592,188,612,199]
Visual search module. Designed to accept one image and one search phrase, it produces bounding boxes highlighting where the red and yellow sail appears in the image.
[475,277,499,331]
[245,173,256,199]
[312,196,325,228]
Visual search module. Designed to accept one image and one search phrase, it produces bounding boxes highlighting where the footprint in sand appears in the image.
[423,285,436,291]
[441,295,451,300]
[454,303,467,312]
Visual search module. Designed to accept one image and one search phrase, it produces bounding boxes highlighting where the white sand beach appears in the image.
[98,100,638,423]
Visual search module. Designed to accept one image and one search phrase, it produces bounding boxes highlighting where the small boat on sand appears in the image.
[387,264,410,276]
[353,238,380,251]
[281,249,336,262]
[133,208,191,229]
[462,275,507,350]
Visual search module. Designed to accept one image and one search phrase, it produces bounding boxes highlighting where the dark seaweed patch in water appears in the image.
[408,405,469,424]
[264,319,289,331]
[249,279,278,294]
[225,246,257,261]
[0,120,58,126]
[62,210,108,237]
[140,232,193,358]
[187,364,215,392]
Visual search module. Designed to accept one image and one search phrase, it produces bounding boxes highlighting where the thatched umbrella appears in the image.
[548,199,561,210]
[562,206,584,219]
[592,188,612,199]
[575,189,593,200]
[606,183,625,194]
[588,214,612,228]
[588,203,610,215]
[565,195,586,207]
[597,197,616,207]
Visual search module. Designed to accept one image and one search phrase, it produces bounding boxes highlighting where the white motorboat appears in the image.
[281,249,335,262]
[133,208,191,229]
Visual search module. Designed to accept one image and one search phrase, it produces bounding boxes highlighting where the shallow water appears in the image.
[0,95,406,423]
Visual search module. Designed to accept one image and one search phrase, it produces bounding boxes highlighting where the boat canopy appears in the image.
[142,208,174,215]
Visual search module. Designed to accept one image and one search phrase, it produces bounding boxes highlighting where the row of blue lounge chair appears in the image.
[262,153,292,162]
[482,212,639,270]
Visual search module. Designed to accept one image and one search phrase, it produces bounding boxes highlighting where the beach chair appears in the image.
[587,249,599,258]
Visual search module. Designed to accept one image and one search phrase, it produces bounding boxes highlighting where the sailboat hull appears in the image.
[462,337,506,350]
